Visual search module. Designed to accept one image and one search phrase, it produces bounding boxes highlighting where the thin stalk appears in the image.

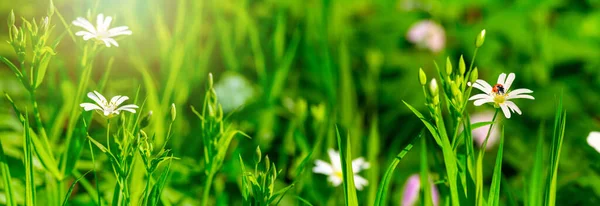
[88,139,101,206]
[202,171,215,206]
[106,119,111,153]
[475,109,499,205]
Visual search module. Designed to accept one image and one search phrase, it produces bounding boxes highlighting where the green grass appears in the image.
[0,0,592,205]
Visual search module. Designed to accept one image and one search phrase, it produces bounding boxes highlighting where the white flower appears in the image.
[80,91,139,118]
[313,149,370,190]
[468,73,534,118]
[72,14,132,47]
[406,20,445,52]
[587,131,600,153]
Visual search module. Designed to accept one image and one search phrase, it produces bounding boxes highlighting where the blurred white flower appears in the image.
[401,174,439,206]
[80,91,138,118]
[313,149,370,190]
[406,20,445,52]
[72,14,132,47]
[214,72,254,112]
[468,73,534,118]
[587,131,600,153]
[470,111,500,150]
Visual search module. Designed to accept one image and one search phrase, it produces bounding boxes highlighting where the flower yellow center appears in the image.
[334,170,343,179]
[493,93,507,104]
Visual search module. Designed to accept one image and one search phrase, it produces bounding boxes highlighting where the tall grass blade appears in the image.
[374,130,421,206]
[24,112,36,206]
[488,126,505,206]
[544,95,566,206]
[335,127,359,205]
[0,138,15,206]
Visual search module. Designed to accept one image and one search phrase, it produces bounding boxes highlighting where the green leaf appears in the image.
[544,94,567,206]
[23,112,36,206]
[420,131,432,206]
[488,126,505,206]
[402,101,442,146]
[148,157,173,206]
[61,114,90,176]
[4,93,63,179]
[0,138,15,206]
[61,170,92,206]
[374,131,421,206]
[0,56,23,78]
[336,127,359,206]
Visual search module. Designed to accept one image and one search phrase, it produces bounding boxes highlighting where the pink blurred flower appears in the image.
[401,174,439,206]
[471,111,500,150]
[406,20,445,53]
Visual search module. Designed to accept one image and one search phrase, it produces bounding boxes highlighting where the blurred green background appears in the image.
[1,0,600,205]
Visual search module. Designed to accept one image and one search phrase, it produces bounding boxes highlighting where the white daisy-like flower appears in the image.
[406,20,445,53]
[72,14,132,47]
[80,91,139,118]
[587,131,600,153]
[312,149,370,190]
[468,73,534,118]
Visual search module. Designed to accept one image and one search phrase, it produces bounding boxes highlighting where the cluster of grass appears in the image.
[0,0,598,205]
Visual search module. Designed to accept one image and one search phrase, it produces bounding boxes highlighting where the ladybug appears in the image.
[492,84,505,94]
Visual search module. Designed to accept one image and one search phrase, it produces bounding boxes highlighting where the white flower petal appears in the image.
[104,38,119,47]
[497,73,506,85]
[111,95,130,106]
[508,94,535,100]
[587,132,600,153]
[474,80,493,94]
[474,98,494,106]
[505,101,522,115]
[500,104,511,118]
[509,88,533,96]
[79,103,102,111]
[75,31,93,36]
[351,157,370,173]
[108,26,130,34]
[92,91,108,104]
[73,18,96,33]
[504,73,515,90]
[327,149,341,172]
[101,16,112,31]
[313,160,334,175]
[469,94,491,101]
[353,175,368,190]
[328,175,343,187]
[96,14,105,30]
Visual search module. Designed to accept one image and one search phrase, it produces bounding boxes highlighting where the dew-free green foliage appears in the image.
[0,0,597,205]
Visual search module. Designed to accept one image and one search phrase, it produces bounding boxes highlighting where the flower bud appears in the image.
[8,9,15,26]
[48,0,55,17]
[446,57,452,76]
[208,73,214,88]
[459,55,466,75]
[255,146,262,163]
[170,103,176,122]
[429,78,438,97]
[470,67,479,83]
[419,68,427,86]
[476,29,486,48]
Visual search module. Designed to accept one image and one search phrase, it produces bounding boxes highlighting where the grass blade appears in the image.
[488,126,505,206]
[24,112,36,206]
[374,130,422,206]
[0,138,15,206]
[544,95,566,206]
[336,127,359,205]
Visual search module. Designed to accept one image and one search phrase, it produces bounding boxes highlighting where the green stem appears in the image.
[201,171,215,206]
[88,139,101,206]
[475,109,499,205]
[106,119,111,153]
